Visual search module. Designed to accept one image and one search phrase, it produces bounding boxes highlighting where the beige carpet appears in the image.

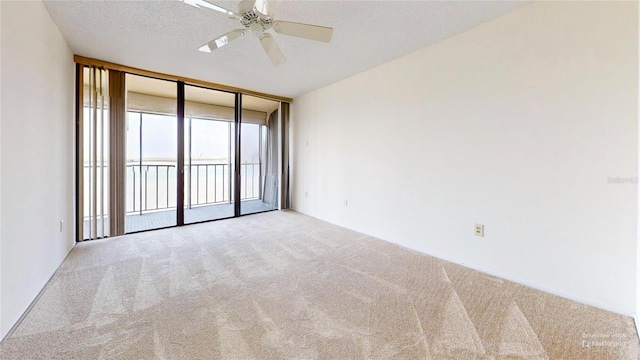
[0,210,638,359]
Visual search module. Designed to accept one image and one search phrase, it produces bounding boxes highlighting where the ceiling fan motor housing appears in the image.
[241,9,273,35]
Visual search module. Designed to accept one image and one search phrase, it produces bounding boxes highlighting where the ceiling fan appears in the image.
[181,0,333,66]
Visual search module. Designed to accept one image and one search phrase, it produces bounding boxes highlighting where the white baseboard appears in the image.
[289,210,635,318]
[1,241,76,342]
[427,251,633,317]
[419,248,633,317]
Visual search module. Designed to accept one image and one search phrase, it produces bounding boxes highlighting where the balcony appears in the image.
[83,162,275,237]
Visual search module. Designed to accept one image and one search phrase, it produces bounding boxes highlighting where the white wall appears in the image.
[292,1,638,315]
[0,0,3,337]
[0,1,75,339]
[637,0,640,334]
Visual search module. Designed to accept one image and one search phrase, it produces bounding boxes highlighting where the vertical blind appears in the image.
[280,102,291,209]
[80,66,110,240]
[109,71,127,236]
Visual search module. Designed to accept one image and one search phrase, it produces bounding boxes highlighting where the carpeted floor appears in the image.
[1,210,638,359]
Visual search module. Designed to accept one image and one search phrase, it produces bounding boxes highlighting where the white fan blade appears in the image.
[259,34,286,66]
[238,0,256,15]
[254,0,280,17]
[181,0,239,18]
[199,29,246,52]
[273,20,333,43]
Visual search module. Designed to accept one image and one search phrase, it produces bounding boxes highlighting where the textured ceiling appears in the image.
[44,0,530,99]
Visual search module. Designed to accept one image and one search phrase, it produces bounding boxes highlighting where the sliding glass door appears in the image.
[77,66,289,240]
[240,95,280,215]
[184,85,236,224]
[125,74,178,233]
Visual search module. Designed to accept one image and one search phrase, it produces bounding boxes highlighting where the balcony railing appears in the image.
[83,163,261,216]
[126,162,261,215]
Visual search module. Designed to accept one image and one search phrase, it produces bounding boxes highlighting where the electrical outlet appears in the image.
[474,224,484,237]
[60,219,64,233]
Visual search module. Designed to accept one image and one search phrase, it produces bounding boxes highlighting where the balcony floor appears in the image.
[83,200,275,237]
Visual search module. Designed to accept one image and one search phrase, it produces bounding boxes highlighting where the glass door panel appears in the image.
[240,95,279,215]
[125,74,178,233]
[184,85,236,223]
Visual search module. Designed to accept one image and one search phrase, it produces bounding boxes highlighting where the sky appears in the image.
[123,112,262,164]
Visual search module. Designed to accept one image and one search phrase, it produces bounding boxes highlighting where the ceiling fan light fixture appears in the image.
[249,22,264,35]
